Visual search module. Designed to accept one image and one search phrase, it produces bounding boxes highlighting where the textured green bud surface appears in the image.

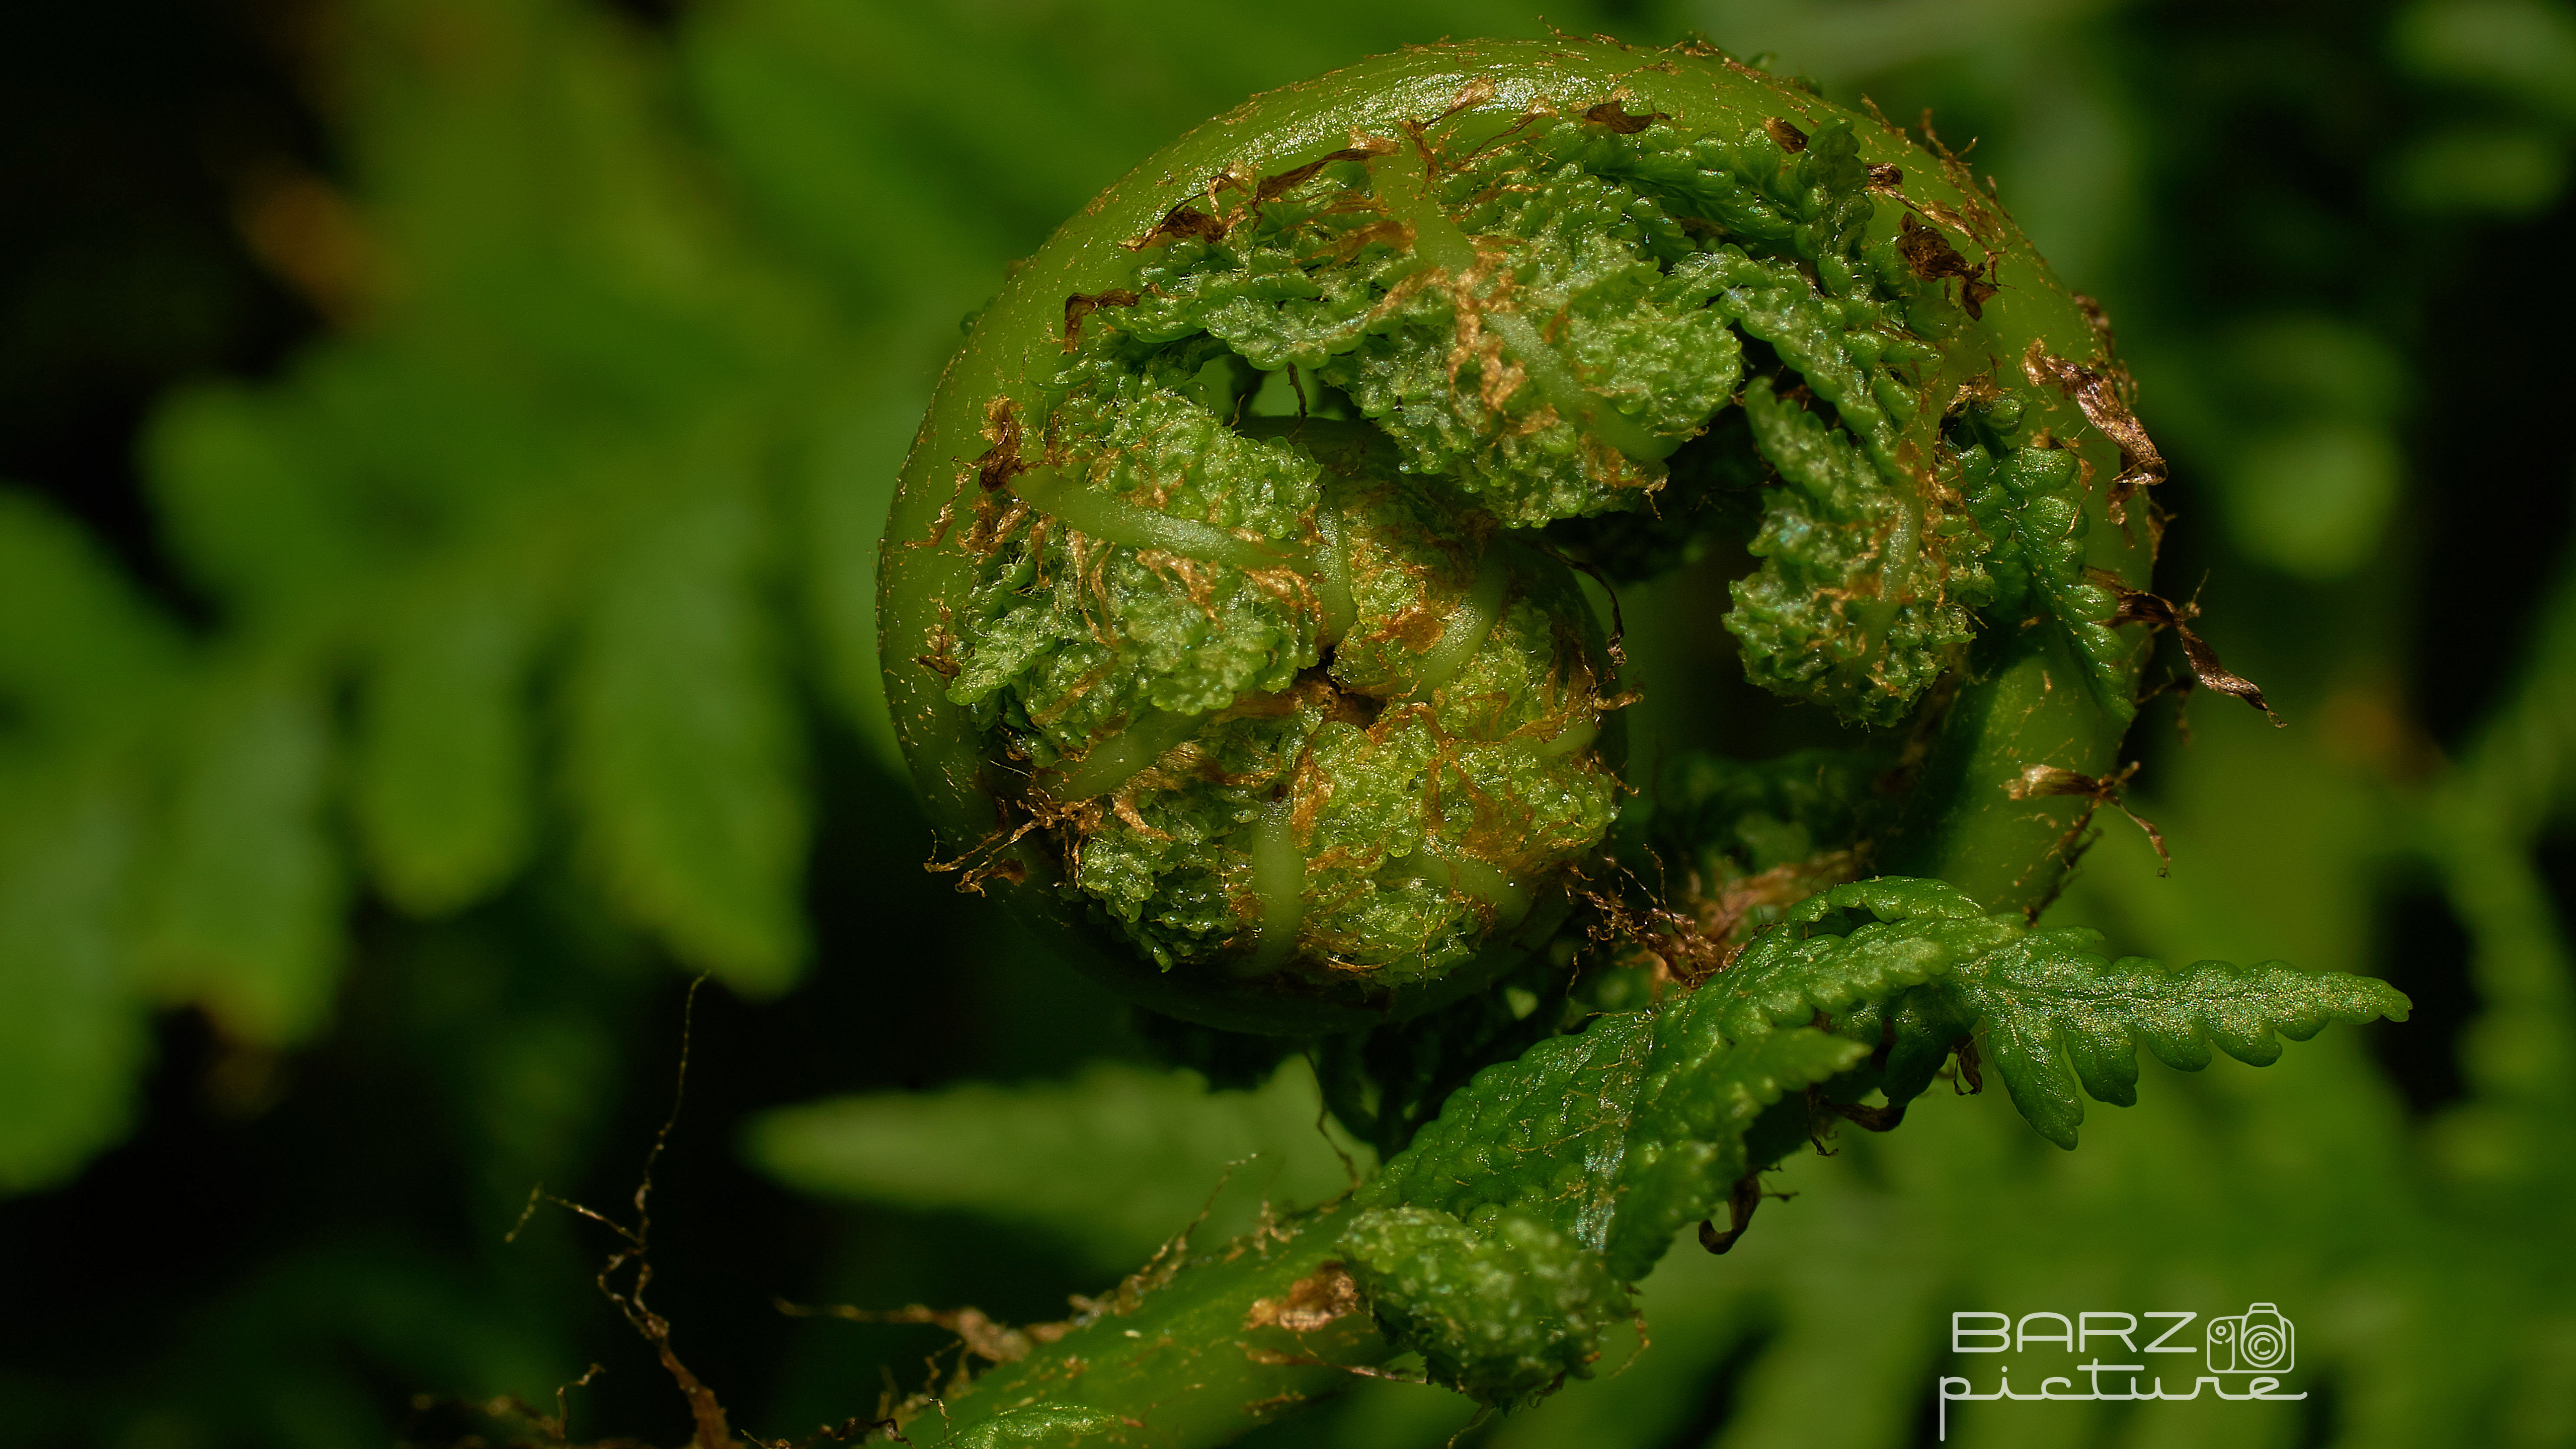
[1340,1205,1621,1407]
[937,416,1619,1000]
[1354,1006,1864,1286]
[881,36,2162,1029]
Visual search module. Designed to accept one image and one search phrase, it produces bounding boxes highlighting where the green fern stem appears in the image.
[902,1209,1394,1447]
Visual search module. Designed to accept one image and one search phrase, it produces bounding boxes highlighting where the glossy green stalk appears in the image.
[903,1204,1393,1447]
[1883,625,2135,911]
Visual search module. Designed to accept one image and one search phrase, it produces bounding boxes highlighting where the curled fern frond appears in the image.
[865,33,2383,1447]
[881,35,2166,1033]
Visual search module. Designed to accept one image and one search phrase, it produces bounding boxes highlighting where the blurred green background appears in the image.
[3,1,2573,1445]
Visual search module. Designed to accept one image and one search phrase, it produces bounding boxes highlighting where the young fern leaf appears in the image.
[1955,438,2133,722]
[1763,879,2413,1147]
[1948,937,2413,1148]
[1696,876,2010,1044]
[1600,1024,1871,1283]
[1334,879,2407,1401]
[352,571,542,916]
[143,679,345,1044]
[570,476,810,994]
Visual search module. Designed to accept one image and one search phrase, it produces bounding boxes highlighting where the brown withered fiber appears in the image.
[1060,289,1140,352]
[1896,214,1999,319]
[2024,339,2167,524]
[2097,577,2283,725]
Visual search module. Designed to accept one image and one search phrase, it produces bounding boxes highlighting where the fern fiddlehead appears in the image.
[873,35,2406,1447]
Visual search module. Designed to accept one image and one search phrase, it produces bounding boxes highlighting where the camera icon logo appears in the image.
[2205,1303,2295,1373]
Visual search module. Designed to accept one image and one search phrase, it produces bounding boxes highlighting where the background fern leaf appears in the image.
[746,1060,1366,1272]
[0,776,148,1192]
[141,678,344,1044]
[568,467,807,993]
[353,569,543,915]
[0,495,176,1189]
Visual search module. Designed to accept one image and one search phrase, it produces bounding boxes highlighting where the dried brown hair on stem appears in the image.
[2005,759,2170,907]
[1949,1035,1985,1094]
[1895,213,2000,320]
[1060,289,1140,352]
[397,1366,626,1448]
[1257,138,1400,203]
[1761,116,1808,152]
[971,397,1029,495]
[1124,203,1229,251]
[2133,669,2198,743]
[1696,1171,1796,1255]
[1910,110,2010,255]
[505,977,738,1449]
[818,1154,1266,1435]
[1583,99,1666,134]
[2022,337,2166,525]
[1578,852,1730,988]
[1580,847,1860,992]
[776,1299,1072,1366]
[1242,1261,1364,1333]
[922,816,1037,894]
[2095,575,2284,725]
